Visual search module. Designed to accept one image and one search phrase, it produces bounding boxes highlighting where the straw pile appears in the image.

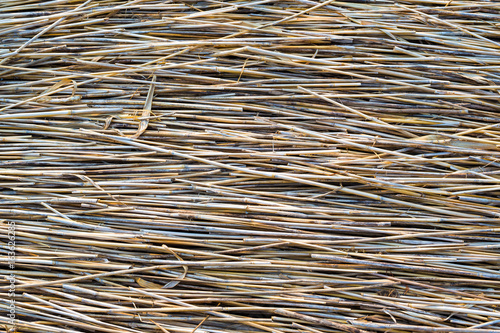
[1,0,500,332]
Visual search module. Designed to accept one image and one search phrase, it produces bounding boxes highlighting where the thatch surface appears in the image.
[1,0,500,332]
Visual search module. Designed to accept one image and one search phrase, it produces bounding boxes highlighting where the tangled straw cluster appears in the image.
[1,0,500,332]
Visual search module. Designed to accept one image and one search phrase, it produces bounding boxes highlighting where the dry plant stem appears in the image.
[1,1,500,333]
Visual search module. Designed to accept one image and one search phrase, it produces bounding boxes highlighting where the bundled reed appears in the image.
[1,0,500,332]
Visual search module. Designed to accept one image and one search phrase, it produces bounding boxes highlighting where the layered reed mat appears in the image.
[2,0,500,332]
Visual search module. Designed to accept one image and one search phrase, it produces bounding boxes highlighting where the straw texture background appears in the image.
[1,0,500,332]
